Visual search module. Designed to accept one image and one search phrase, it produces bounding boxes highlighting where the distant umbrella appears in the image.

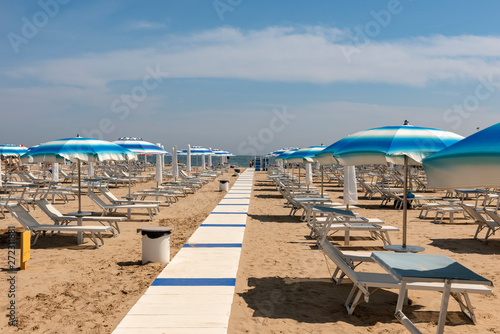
[0,145,28,157]
[113,137,168,196]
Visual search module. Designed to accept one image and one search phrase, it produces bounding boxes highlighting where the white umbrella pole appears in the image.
[0,158,3,187]
[403,155,408,248]
[128,159,132,197]
[321,165,324,198]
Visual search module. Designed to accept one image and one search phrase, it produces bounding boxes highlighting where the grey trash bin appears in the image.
[219,180,229,191]
[137,227,173,264]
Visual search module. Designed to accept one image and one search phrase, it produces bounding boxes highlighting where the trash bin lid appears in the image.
[219,180,229,184]
[137,227,173,238]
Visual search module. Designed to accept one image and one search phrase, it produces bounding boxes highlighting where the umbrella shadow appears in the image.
[254,194,284,199]
[247,214,301,224]
[252,188,278,192]
[429,238,500,255]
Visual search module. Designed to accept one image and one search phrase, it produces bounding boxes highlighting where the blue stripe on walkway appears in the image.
[201,224,246,227]
[151,278,236,286]
[183,243,242,248]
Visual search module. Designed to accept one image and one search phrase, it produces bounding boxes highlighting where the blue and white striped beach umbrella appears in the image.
[275,148,299,161]
[20,136,137,221]
[286,146,327,164]
[21,137,137,163]
[423,122,500,189]
[0,145,28,157]
[318,124,463,250]
[179,146,213,155]
[113,137,168,155]
[316,125,464,166]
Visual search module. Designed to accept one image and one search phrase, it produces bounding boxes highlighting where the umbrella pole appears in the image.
[403,156,408,248]
[128,159,132,197]
[321,165,324,198]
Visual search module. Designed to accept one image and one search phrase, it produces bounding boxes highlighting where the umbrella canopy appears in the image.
[20,136,137,211]
[317,126,464,166]
[113,137,168,155]
[0,145,28,157]
[318,124,463,249]
[21,137,137,163]
[423,122,500,189]
[113,138,167,195]
[275,148,299,161]
[212,149,234,156]
[179,146,212,155]
[287,145,327,164]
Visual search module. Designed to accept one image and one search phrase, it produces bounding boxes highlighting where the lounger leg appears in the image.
[32,232,40,246]
[474,225,484,240]
[450,292,476,324]
[436,279,452,334]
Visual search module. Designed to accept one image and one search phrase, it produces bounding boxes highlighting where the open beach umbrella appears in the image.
[321,124,464,250]
[179,146,212,170]
[0,144,28,157]
[286,146,327,164]
[286,145,326,188]
[423,122,500,188]
[21,136,137,210]
[213,149,234,165]
[0,145,28,186]
[20,136,137,243]
[276,148,299,173]
[113,137,168,195]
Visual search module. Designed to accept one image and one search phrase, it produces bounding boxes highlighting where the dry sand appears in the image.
[227,171,500,333]
[1,169,499,333]
[0,169,241,333]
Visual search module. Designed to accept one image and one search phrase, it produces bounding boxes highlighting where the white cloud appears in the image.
[7,26,500,89]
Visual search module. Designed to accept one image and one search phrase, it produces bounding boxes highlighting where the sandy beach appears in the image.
[0,169,241,333]
[1,168,500,333]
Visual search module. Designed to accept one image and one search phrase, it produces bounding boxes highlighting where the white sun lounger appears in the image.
[35,199,125,235]
[88,191,158,221]
[8,204,113,249]
[320,238,492,324]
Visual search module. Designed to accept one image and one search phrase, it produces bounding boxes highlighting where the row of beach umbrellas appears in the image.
[269,122,500,251]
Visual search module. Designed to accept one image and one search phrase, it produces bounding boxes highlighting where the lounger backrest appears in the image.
[460,204,485,223]
[320,240,370,296]
[99,188,118,202]
[36,199,64,218]
[88,191,108,208]
[17,173,31,182]
[484,209,500,226]
[7,204,40,230]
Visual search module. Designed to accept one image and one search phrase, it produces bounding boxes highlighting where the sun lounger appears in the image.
[99,188,163,212]
[310,206,396,246]
[35,199,124,235]
[87,191,158,221]
[460,203,500,241]
[319,238,492,322]
[8,204,113,249]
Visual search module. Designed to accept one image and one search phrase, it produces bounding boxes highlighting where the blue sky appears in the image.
[2,0,500,154]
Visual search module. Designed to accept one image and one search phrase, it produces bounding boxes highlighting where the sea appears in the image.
[160,155,271,168]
